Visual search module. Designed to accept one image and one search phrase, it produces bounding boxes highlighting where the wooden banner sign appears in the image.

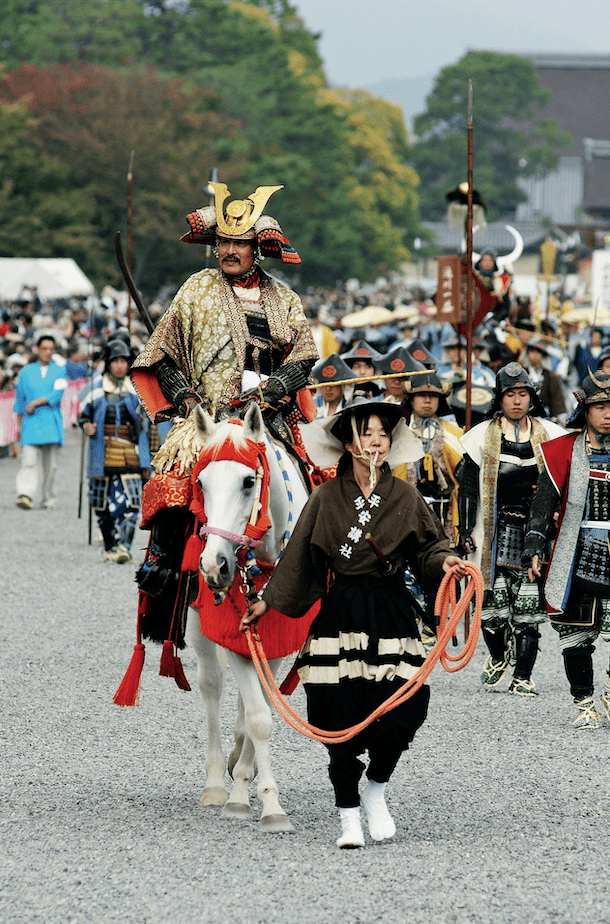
[437,255,462,326]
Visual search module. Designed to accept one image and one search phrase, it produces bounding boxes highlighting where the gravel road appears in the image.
[1,428,609,924]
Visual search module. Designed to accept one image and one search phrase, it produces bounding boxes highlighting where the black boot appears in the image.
[563,646,594,700]
[482,626,508,662]
[512,628,540,681]
[508,628,541,696]
[136,507,187,596]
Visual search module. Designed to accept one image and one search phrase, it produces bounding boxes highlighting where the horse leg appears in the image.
[227,695,248,779]
[224,651,294,833]
[185,609,228,807]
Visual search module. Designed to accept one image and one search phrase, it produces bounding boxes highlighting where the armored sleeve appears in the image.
[457,453,479,544]
[521,468,560,566]
[261,359,315,404]
[156,358,207,417]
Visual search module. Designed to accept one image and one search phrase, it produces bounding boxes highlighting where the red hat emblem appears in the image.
[412,349,426,361]
[322,365,337,378]
[390,358,405,372]
[355,348,369,356]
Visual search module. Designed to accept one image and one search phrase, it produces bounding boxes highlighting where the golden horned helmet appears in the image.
[208,182,283,238]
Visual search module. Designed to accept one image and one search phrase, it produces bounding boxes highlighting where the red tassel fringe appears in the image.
[181,534,202,572]
[159,639,176,677]
[113,643,146,707]
[173,656,191,691]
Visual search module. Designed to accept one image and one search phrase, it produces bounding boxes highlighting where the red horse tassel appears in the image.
[113,643,146,707]
[113,592,150,706]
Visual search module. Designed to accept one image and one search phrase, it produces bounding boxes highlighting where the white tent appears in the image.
[0,258,96,301]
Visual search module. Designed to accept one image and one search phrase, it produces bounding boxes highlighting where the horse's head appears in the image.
[193,402,266,600]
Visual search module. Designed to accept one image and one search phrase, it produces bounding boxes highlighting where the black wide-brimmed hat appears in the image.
[341,340,383,367]
[297,397,422,471]
[312,353,358,384]
[328,397,407,441]
[375,344,426,376]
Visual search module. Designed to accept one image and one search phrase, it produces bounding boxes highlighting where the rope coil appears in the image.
[244,561,484,744]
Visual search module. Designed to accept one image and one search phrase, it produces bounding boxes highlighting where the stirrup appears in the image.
[573,696,600,729]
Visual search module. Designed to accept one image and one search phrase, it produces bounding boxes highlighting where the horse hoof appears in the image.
[199,787,228,807]
[260,814,295,834]
[221,802,252,821]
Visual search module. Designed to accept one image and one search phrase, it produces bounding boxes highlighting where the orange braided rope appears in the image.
[244,561,483,744]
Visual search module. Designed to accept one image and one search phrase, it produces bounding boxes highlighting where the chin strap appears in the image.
[348,419,387,489]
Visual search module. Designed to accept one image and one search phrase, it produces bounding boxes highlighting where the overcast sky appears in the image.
[292,0,610,87]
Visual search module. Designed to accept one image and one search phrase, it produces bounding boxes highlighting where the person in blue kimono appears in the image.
[79,339,150,563]
[14,333,67,510]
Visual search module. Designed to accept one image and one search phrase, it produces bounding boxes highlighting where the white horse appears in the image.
[185,402,310,833]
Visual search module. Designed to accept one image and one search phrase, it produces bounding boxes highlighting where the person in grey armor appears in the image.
[523,371,610,728]
[458,363,565,695]
[79,338,151,563]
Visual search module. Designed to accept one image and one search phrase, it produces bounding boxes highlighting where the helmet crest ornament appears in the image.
[209,182,283,237]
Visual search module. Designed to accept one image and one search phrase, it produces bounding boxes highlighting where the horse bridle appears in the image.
[198,458,266,550]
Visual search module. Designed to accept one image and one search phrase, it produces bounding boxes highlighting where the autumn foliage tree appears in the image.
[0,0,427,288]
[0,63,243,291]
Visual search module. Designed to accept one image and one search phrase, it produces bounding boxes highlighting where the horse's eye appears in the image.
[243,476,255,491]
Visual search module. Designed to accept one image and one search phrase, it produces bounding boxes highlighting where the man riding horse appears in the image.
[131,182,318,604]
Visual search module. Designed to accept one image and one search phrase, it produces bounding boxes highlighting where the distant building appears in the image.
[516,54,610,233]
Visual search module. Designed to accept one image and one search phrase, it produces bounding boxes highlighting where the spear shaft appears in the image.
[465,80,474,433]
[127,150,134,333]
[305,371,432,390]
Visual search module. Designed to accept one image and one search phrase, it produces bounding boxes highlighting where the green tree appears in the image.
[0,0,147,68]
[411,51,572,220]
[0,0,429,286]
[0,63,242,290]
[0,89,97,264]
[326,89,422,276]
[136,0,369,282]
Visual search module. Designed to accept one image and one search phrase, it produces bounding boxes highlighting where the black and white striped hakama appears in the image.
[299,572,429,753]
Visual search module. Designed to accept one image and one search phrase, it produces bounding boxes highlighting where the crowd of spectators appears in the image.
[2,272,608,431]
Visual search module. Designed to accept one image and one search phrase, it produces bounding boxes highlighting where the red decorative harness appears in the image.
[187,420,318,660]
[189,420,272,548]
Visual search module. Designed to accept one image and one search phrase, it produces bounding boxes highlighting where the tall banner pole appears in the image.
[465,81,474,432]
[127,150,135,332]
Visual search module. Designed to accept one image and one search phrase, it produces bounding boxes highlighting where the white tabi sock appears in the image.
[361,780,396,841]
[336,807,365,849]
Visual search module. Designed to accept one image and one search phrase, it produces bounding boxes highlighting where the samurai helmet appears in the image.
[209,182,283,238]
[567,370,610,428]
[180,182,300,264]
[486,361,546,418]
[104,337,132,373]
